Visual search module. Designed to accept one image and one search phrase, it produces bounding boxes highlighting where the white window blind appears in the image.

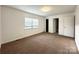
[24,18,39,29]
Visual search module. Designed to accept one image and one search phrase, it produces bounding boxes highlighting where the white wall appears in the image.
[48,17,54,33]
[53,19,57,33]
[0,6,1,48]
[2,6,45,44]
[47,13,75,37]
[75,6,79,51]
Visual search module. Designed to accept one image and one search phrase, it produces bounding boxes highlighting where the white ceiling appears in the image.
[8,5,76,17]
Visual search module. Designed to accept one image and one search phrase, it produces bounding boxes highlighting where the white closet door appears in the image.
[64,16,74,37]
[59,17,64,35]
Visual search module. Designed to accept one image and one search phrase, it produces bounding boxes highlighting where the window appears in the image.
[24,18,39,29]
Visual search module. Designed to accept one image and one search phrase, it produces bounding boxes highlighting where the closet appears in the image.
[48,14,75,37]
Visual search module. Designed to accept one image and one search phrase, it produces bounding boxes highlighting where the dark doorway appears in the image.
[54,18,59,33]
[46,19,49,32]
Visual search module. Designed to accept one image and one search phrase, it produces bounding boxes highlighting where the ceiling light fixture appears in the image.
[41,6,52,12]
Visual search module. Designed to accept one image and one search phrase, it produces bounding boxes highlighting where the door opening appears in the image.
[53,18,59,34]
[46,19,49,32]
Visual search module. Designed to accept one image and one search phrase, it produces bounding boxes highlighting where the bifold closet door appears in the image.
[63,16,74,37]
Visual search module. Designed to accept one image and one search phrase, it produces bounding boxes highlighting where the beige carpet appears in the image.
[1,32,78,54]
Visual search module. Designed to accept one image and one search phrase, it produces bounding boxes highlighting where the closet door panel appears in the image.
[59,17,64,35]
[64,16,74,37]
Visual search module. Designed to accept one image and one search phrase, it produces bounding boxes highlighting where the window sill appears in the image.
[24,28,38,30]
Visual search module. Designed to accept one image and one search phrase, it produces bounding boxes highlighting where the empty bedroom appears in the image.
[0,5,79,54]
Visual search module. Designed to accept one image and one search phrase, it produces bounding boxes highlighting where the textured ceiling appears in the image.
[8,5,76,17]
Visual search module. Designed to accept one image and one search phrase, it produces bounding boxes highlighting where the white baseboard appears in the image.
[2,31,44,44]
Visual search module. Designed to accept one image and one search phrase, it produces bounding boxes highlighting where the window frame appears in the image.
[24,17,39,29]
